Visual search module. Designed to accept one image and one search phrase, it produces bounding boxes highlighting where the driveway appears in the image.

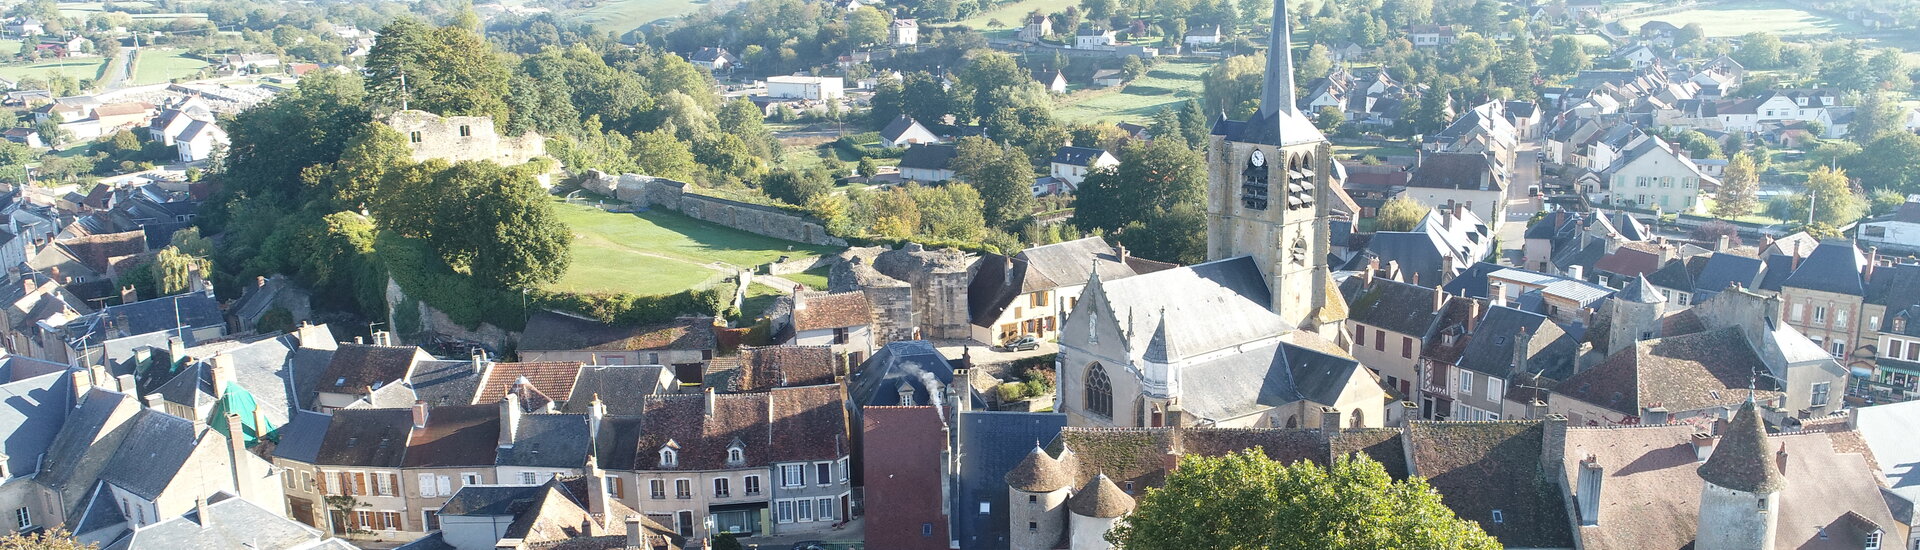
[930,338,1056,379]
[736,517,865,549]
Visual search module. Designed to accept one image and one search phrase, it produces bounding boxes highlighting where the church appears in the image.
[1055,0,1387,431]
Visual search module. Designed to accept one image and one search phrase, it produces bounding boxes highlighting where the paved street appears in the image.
[1495,138,1548,266]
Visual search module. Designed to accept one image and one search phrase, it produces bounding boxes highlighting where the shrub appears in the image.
[997,382,1031,402]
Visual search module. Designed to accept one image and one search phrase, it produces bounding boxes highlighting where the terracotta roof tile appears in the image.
[1406,421,1574,548]
[1555,327,1780,417]
[319,344,423,395]
[1067,474,1132,518]
[794,291,872,331]
[58,230,147,273]
[735,346,837,391]
[475,362,585,405]
[520,312,716,352]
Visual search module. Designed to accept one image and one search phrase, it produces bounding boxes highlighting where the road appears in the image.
[101,46,133,90]
[1495,137,1547,266]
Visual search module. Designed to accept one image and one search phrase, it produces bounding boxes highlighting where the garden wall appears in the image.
[584,171,849,247]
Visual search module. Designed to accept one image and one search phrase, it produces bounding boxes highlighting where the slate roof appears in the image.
[1049,146,1109,167]
[289,347,336,409]
[1177,340,1365,422]
[1089,256,1285,364]
[1619,274,1663,304]
[897,143,959,171]
[850,340,959,408]
[313,407,411,467]
[1691,253,1765,298]
[1209,107,1326,147]
[101,492,332,550]
[273,410,333,464]
[1555,327,1779,416]
[1405,421,1575,548]
[561,365,670,415]
[1780,241,1866,296]
[1343,278,1447,336]
[1698,400,1783,492]
[497,413,592,469]
[794,291,871,331]
[405,404,500,467]
[0,370,71,477]
[318,344,421,395]
[954,411,1067,550]
[1456,307,1580,382]
[1406,152,1504,191]
[409,359,483,407]
[520,312,716,352]
[879,116,923,143]
[79,292,222,347]
[969,237,1148,327]
[99,409,199,499]
[1864,263,1920,307]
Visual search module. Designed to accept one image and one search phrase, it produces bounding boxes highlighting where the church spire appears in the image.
[1258,0,1299,121]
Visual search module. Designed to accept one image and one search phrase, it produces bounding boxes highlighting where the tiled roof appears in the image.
[1344,278,1446,336]
[475,361,584,405]
[519,312,716,352]
[1004,446,1072,492]
[1405,421,1574,548]
[1048,426,1406,495]
[794,291,871,331]
[561,365,670,415]
[954,412,1067,550]
[632,384,845,471]
[497,413,592,469]
[1697,400,1783,492]
[1457,307,1578,381]
[319,344,421,395]
[1780,241,1866,296]
[313,407,411,467]
[404,404,500,467]
[849,340,958,408]
[58,230,146,273]
[1050,146,1109,167]
[1555,327,1779,417]
[1067,474,1132,518]
[861,406,951,549]
[897,143,958,171]
[735,345,837,392]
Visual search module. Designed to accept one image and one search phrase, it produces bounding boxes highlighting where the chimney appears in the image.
[20,277,34,296]
[1775,442,1789,475]
[1364,257,1378,286]
[1529,400,1549,420]
[371,331,391,346]
[353,336,363,345]
[1567,265,1585,281]
[589,394,606,442]
[1443,200,1455,229]
[1716,234,1731,252]
[1117,244,1130,264]
[224,413,249,499]
[1320,406,1343,430]
[1489,281,1506,307]
[144,392,166,412]
[1433,286,1446,312]
[1643,406,1670,425]
[69,370,91,408]
[295,323,337,351]
[499,393,521,448]
[1865,246,1879,283]
[1452,201,1465,222]
[1467,299,1481,333]
[1791,241,1803,270]
[119,285,136,304]
[704,387,716,416]
[1441,254,1456,283]
[210,354,235,398]
[255,275,267,288]
[793,291,807,312]
[1161,449,1181,473]
[624,516,644,549]
[588,470,611,526]
[115,374,135,394]
[472,349,488,374]
[412,399,429,429]
[167,336,186,368]
[195,497,211,529]
[1576,456,1603,526]
[1512,326,1532,376]
[1691,432,1719,462]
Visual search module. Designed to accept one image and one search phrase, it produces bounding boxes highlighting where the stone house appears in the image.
[1439,305,1580,421]
[1552,327,1784,426]
[1339,276,1451,400]
[1859,262,1920,399]
[788,291,875,366]
[1401,152,1508,231]
[518,312,715,382]
[0,363,76,538]
[892,19,918,45]
[298,407,417,539]
[421,475,679,550]
[966,237,1168,347]
[1774,241,1868,362]
[1019,14,1052,42]
[1074,30,1116,50]
[309,341,434,411]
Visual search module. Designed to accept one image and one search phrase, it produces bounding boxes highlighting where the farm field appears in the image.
[0,57,107,83]
[953,0,1078,29]
[546,199,836,296]
[1055,59,1211,124]
[130,49,208,85]
[1617,0,1861,37]
[565,0,716,34]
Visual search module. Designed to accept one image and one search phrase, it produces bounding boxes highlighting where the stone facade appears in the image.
[584,171,849,248]
[386,110,545,166]
[831,245,976,341]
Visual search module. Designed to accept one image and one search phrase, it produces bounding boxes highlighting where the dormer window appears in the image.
[660,443,679,468]
[727,445,745,466]
[898,385,916,405]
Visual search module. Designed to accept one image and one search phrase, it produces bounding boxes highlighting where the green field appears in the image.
[1055,59,1212,123]
[954,0,1080,29]
[0,57,107,84]
[783,266,831,290]
[546,199,837,296]
[1332,144,1418,160]
[1617,1,1859,37]
[565,0,716,34]
[130,49,208,85]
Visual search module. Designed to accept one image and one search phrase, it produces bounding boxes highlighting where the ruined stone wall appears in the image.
[387,110,546,166]
[583,171,847,248]
[385,278,513,351]
[835,244,976,341]
[835,253,916,342]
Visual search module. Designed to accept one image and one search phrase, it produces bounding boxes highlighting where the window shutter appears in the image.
[316,471,327,494]
[389,474,401,496]
[419,474,436,498]
[355,473,367,496]
[339,473,353,496]
[437,475,451,496]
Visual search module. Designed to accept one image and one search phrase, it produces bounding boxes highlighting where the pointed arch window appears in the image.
[1086,364,1113,419]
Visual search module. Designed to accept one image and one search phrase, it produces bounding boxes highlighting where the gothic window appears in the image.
[1241,150,1270,210]
[1350,409,1365,428]
[1285,152,1317,211]
[1290,235,1309,266]
[1086,364,1113,418]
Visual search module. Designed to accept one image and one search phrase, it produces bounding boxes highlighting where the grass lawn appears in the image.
[547,199,838,296]
[0,39,20,55]
[1699,197,1784,225]
[953,0,1079,29]
[1332,144,1418,159]
[0,57,107,83]
[130,49,207,85]
[1055,59,1212,124]
[738,282,786,319]
[1571,34,1611,50]
[783,266,831,290]
[1617,0,1860,37]
[564,0,714,35]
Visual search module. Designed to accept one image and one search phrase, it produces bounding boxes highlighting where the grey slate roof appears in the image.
[35,388,134,498]
[1180,341,1364,422]
[1780,241,1866,296]
[1456,306,1579,382]
[0,369,71,477]
[273,410,333,464]
[101,492,337,550]
[879,116,923,143]
[897,143,958,171]
[408,359,483,407]
[850,340,960,408]
[953,412,1067,550]
[439,485,542,516]
[1090,256,1286,363]
[1355,231,1452,288]
[497,413,593,469]
[313,407,410,467]
[73,483,126,537]
[1619,274,1663,303]
[561,365,669,415]
[1342,278,1446,337]
[289,347,335,409]
[78,292,222,348]
[1691,253,1764,299]
[99,409,199,500]
[1049,146,1109,167]
[1441,261,1506,299]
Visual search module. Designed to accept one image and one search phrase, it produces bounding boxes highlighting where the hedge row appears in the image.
[530,286,731,326]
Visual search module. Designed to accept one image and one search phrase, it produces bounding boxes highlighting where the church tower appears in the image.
[1206,0,1336,331]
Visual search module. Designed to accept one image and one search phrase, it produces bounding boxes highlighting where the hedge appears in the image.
[529,286,731,326]
[377,232,529,331]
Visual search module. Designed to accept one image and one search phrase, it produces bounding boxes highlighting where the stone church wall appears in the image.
[584,171,848,248]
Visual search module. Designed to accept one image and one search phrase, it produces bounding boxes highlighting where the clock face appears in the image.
[1250,150,1265,167]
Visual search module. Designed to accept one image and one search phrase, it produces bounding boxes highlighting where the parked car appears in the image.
[1004,335,1040,352]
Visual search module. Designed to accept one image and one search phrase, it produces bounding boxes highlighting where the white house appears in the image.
[1183,25,1221,45]
[790,292,875,365]
[1075,29,1117,50]
[1048,146,1117,186]
[174,120,229,163]
[689,47,739,71]
[897,143,957,182]
[1612,44,1663,69]
[1860,196,1920,251]
[766,75,845,101]
[892,19,918,45]
[1601,135,1716,214]
[878,116,938,148]
[1035,70,1067,93]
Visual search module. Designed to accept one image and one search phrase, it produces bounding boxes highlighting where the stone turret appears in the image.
[1006,446,1072,550]
[1695,400,1782,550]
[1606,274,1666,356]
[1066,474,1133,550]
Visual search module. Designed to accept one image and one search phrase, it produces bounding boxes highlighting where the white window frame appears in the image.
[375,472,395,496]
[13,506,29,531]
[423,508,441,532]
[1790,303,1804,322]
[797,499,813,522]
[660,447,678,468]
[782,464,806,487]
[1459,371,1473,395]
[727,446,744,465]
[1813,305,1828,324]
[461,472,482,486]
[1811,381,1832,407]
[817,497,834,521]
[675,478,693,499]
[1487,378,1502,398]
[838,458,849,482]
[714,477,731,498]
[519,471,538,485]
[1836,309,1849,329]
[744,475,762,496]
[650,479,667,499]
[777,500,795,523]
[815,462,833,487]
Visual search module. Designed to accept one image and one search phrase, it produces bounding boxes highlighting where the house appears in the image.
[1442,304,1581,421]
[952,411,1065,548]
[689,47,738,71]
[1019,14,1052,42]
[173,120,228,162]
[227,274,312,333]
[6,17,45,36]
[1074,29,1116,50]
[1345,204,1495,288]
[1612,44,1666,69]
[766,76,845,101]
[861,406,948,550]
[91,408,287,537]
[1401,152,1508,231]
[308,339,434,411]
[1773,240,1869,362]
[1115,122,1149,141]
[897,143,958,182]
[518,311,715,382]
[1034,70,1067,94]
[967,237,1168,347]
[717,345,838,393]
[789,290,875,365]
[1338,275,1474,404]
[92,102,156,132]
[1183,25,1221,45]
[1639,21,1679,45]
[1047,146,1117,186]
[1860,195,1920,251]
[1407,25,1455,47]
[1485,267,1617,325]
[892,19,918,45]
[2,127,42,148]
[1328,42,1367,62]
[879,116,939,148]
[1090,69,1124,88]
[221,54,281,72]
[416,475,679,550]
[1554,326,1783,426]
[103,491,357,550]
[0,360,80,536]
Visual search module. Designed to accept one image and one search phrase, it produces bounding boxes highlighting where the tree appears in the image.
[1376,196,1426,232]
[761,168,832,206]
[710,533,744,550]
[1846,132,1920,195]
[1871,188,1907,215]
[1690,220,1743,248]
[847,7,890,46]
[1734,32,1782,69]
[1795,166,1868,227]
[364,17,513,126]
[869,76,905,128]
[375,161,572,289]
[1203,53,1266,119]
[630,128,699,181]
[1073,139,1205,263]
[1673,23,1704,48]
[1299,44,1333,81]
[1713,153,1760,220]
[951,137,1037,229]
[857,157,880,178]
[0,528,95,550]
[153,246,211,296]
[1082,0,1116,21]
[1120,55,1147,80]
[1674,130,1722,159]
[1109,451,1500,550]
[1314,105,1346,132]
[1848,91,1907,144]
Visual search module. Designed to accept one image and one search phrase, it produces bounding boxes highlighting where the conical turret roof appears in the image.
[1005,446,1072,492]
[1621,274,1664,304]
[1697,400,1784,493]
[1067,474,1134,518]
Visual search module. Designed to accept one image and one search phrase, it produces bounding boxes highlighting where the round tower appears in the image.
[1607,274,1667,356]
[1695,400,1783,550]
[1067,474,1134,550]
[1006,446,1072,550]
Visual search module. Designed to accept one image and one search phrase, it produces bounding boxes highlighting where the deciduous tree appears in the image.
[1376,196,1426,232]
[1713,153,1760,220]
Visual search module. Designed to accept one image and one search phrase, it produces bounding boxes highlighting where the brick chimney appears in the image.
[224,413,249,499]
[1691,432,1719,462]
[1775,442,1789,475]
[69,370,91,408]
[412,399,429,429]
[119,285,136,304]
[1865,246,1879,283]
[209,354,235,399]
